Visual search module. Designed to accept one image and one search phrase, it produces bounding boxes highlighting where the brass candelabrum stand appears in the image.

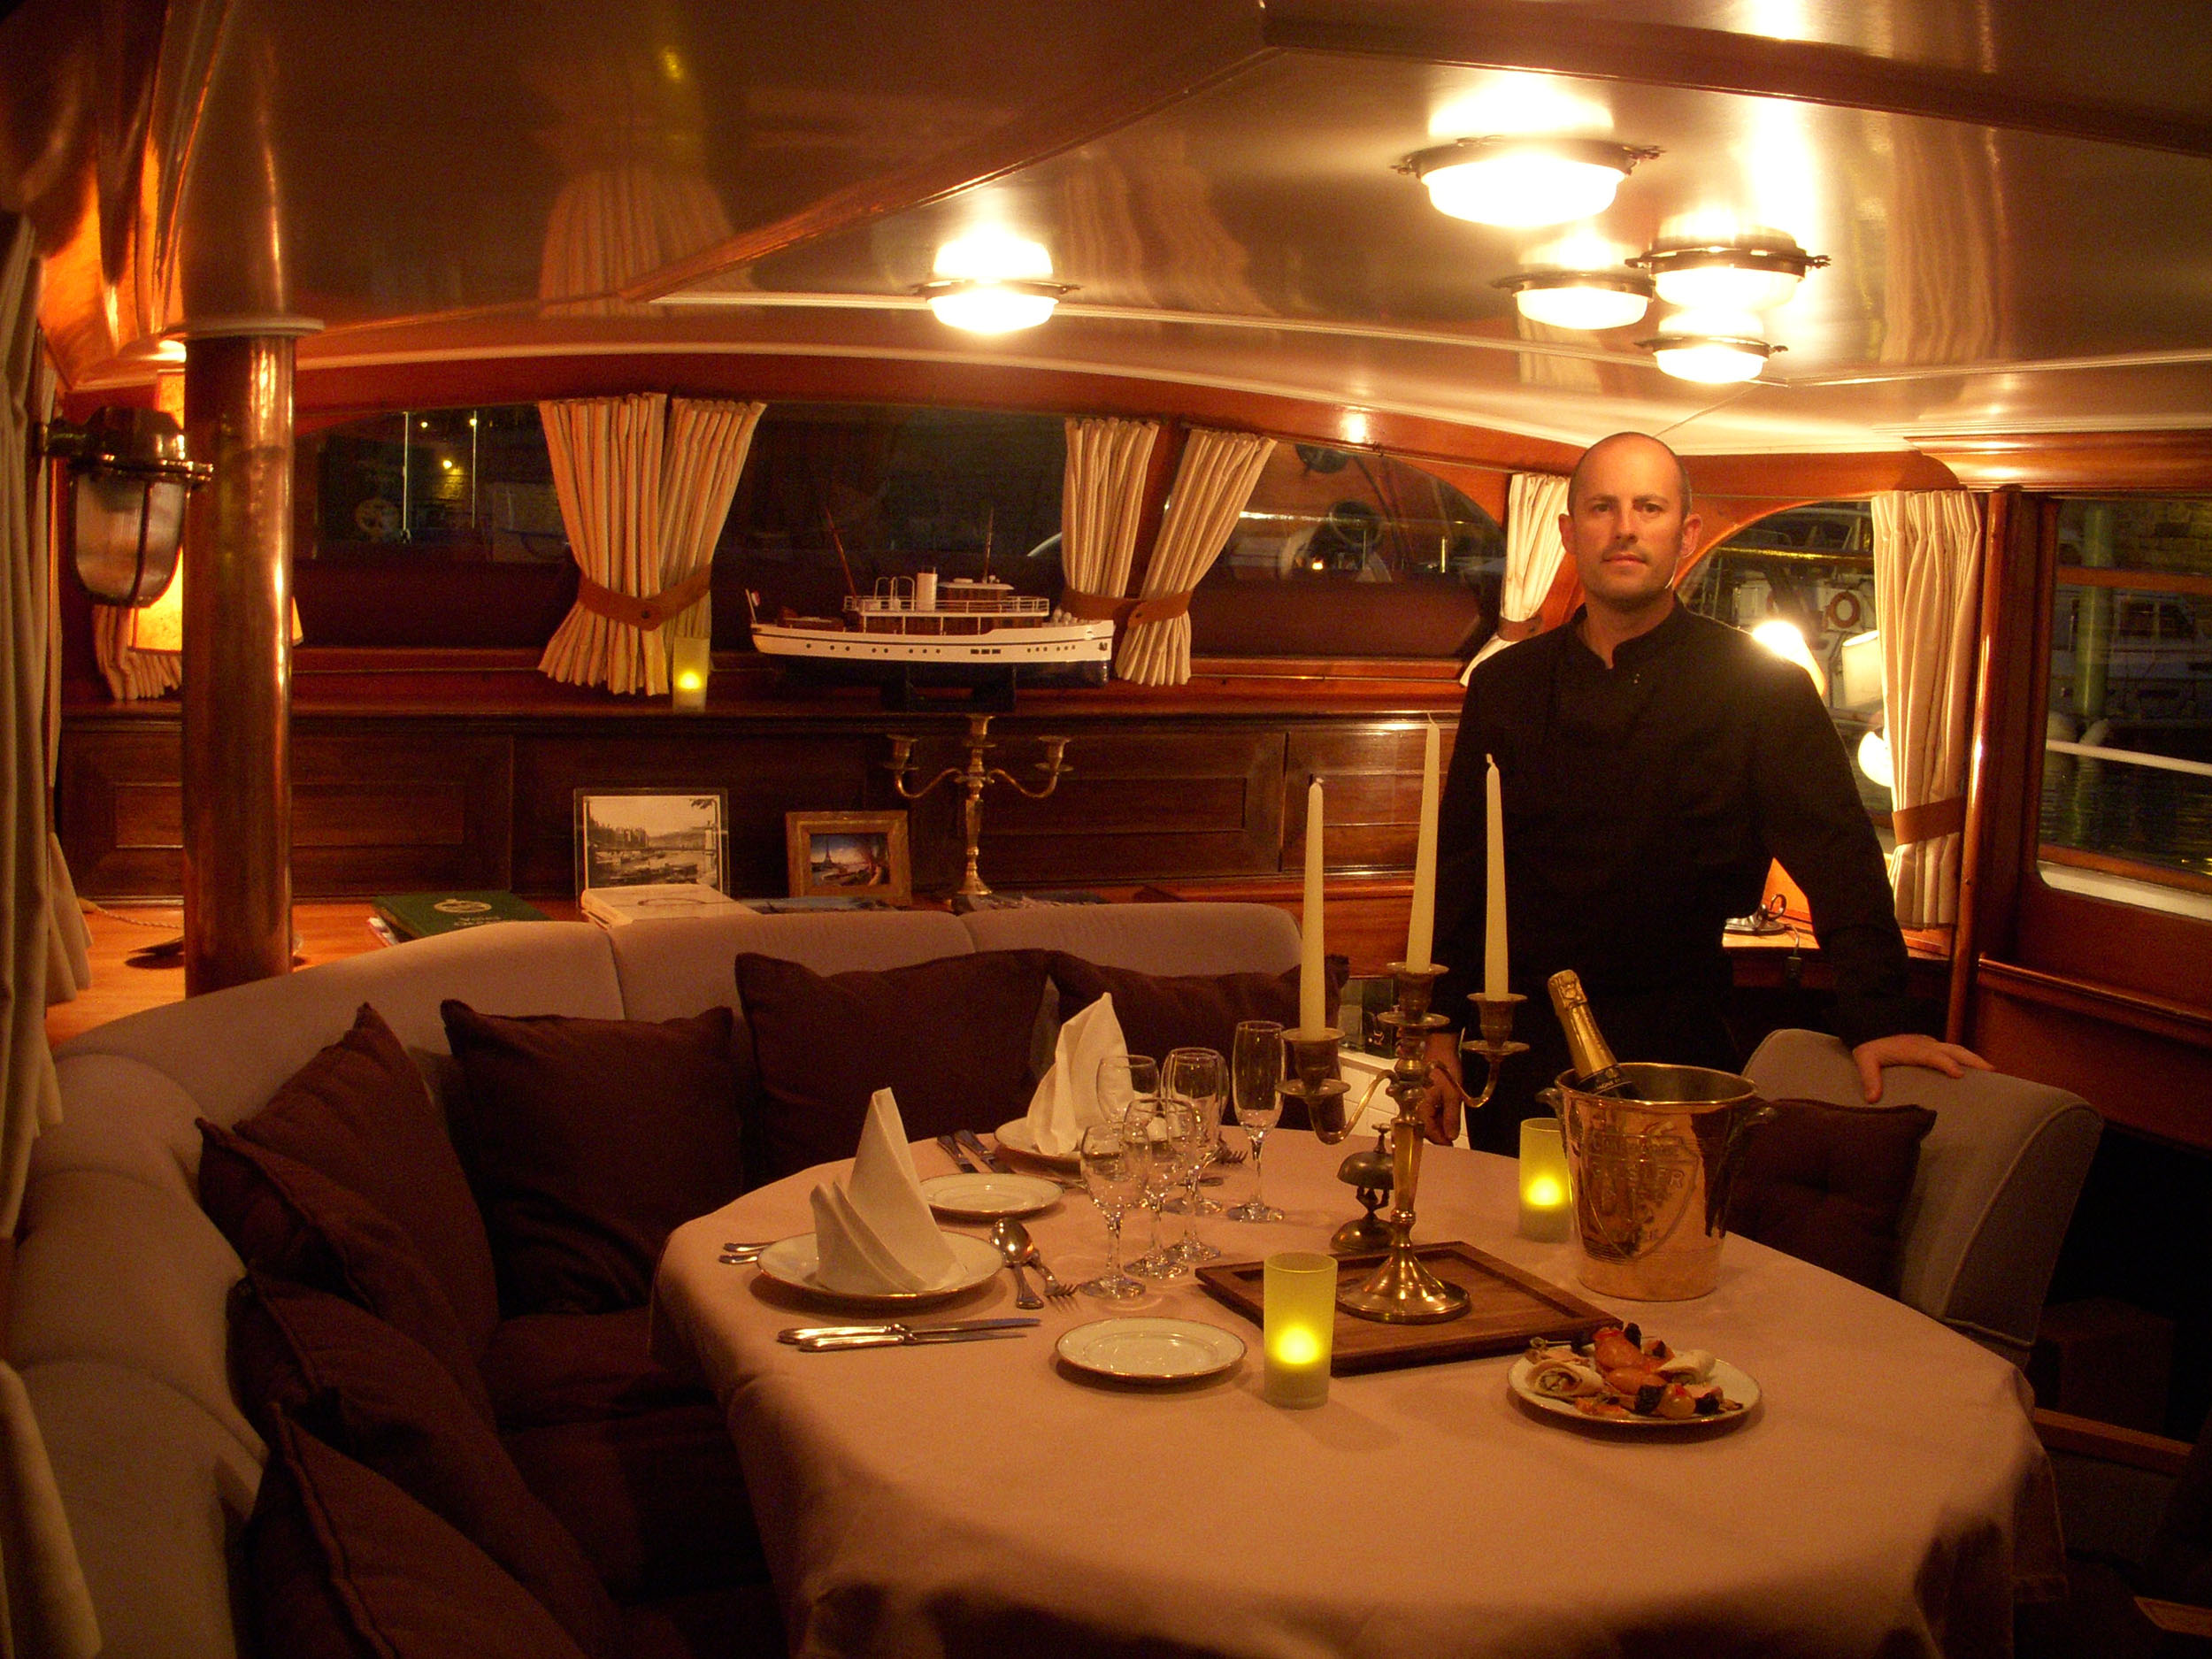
[884,715,1070,898]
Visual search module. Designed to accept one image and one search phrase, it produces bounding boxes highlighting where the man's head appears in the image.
[1558,433,1701,618]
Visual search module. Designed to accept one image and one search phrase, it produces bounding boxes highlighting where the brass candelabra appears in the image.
[884,714,1071,897]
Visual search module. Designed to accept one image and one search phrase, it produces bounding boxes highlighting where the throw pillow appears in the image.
[439,1002,748,1315]
[733,949,1048,1186]
[1726,1098,1939,1292]
[227,1003,499,1356]
[244,1409,595,1659]
[230,1273,622,1658]
[199,1124,495,1422]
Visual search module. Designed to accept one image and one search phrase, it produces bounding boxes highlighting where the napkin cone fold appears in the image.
[1025,993,1127,1156]
[809,1089,960,1294]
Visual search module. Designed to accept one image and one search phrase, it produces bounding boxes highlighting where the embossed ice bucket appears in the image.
[1540,1064,1773,1302]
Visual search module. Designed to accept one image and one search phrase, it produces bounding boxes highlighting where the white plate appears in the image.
[1508,1353,1762,1429]
[921,1171,1062,1220]
[995,1118,1082,1172]
[754,1231,1003,1309]
[1056,1317,1246,1384]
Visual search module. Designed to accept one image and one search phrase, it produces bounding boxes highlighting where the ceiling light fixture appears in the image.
[914,277,1073,334]
[1640,308,1778,383]
[1402,138,1658,228]
[1632,233,1829,311]
[1494,267,1653,331]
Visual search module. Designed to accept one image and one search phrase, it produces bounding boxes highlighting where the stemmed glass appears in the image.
[1164,1047,1226,1262]
[1096,1056,1176,1277]
[1077,1124,1148,1301]
[1122,1095,1196,1280]
[1226,1020,1285,1224]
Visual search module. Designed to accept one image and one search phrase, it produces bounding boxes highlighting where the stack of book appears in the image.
[370,891,549,941]
[578,882,738,927]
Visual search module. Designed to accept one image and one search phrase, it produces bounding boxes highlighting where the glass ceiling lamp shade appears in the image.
[37,408,210,605]
[915,277,1073,334]
[1632,234,1830,312]
[1494,267,1653,330]
[1640,309,1778,383]
[1401,138,1658,228]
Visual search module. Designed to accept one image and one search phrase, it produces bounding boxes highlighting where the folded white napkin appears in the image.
[1025,993,1127,1157]
[809,1089,959,1294]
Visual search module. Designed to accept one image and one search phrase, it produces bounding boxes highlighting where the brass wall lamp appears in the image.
[36,408,211,605]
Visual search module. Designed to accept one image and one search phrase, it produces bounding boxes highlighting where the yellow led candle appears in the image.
[670,636,710,711]
[1263,1251,1337,1408]
[1518,1118,1571,1241]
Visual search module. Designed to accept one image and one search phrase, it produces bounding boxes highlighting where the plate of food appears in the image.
[753,1232,1003,1310]
[920,1171,1062,1220]
[994,1118,1082,1172]
[1509,1322,1758,1428]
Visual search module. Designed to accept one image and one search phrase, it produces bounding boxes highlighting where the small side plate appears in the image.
[921,1172,1062,1220]
[1056,1317,1246,1384]
[995,1118,1082,1172]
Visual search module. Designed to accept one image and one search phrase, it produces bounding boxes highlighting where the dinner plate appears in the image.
[994,1118,1083,1172]
[754,1231,1003,1309]
[921,1171,1062,1220]
[1056,1317,1246,1384]
[1507,1353,1762,1429]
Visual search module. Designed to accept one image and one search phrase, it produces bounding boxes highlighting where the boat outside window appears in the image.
[2039,497,2212,917]
[1678,501,1891,835]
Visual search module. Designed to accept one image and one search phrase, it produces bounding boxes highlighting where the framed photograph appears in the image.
[574,790,728,895]
[785,810,912,906]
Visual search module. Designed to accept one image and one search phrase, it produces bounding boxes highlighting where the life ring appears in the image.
[1824,589,1864,632]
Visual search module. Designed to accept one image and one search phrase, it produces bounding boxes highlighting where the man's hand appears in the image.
[1417,1033,1470,1145]
[1849,1033,1993,1102]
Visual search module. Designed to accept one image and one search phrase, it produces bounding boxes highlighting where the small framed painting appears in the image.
[574,790,728,895]
[785,810,912,906]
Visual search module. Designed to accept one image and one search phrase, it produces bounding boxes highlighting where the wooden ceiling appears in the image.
[4,0,2209,456]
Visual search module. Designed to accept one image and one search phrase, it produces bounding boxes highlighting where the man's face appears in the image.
[1557,439,1701,613]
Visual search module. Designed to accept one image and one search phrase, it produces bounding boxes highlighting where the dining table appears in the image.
[651,1129,2065,1659]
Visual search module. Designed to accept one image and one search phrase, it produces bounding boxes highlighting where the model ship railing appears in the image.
[844,590,1049,618]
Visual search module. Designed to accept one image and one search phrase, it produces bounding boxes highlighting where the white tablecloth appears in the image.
[653,1132,2063,1659]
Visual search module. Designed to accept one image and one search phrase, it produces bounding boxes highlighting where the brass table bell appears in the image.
[1331,1131,1394,1253]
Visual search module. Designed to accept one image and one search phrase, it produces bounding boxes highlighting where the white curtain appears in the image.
[1116,427,1274,687]
[1873,491,1983,927]
[539,395,763,695]
[0,211,103,1659]
[1465,471,1570,681]
[1056,417,1158,624]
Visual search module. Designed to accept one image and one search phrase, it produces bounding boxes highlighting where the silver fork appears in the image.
[1210,1143,1249,1165]
[1023,1242,1076,1302]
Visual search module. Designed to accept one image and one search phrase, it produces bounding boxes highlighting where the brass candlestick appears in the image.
[1279,1029,1351,1145]
[885,714,1070,897]
[1337,964,1471,1324]
[1458,991,1529,1125]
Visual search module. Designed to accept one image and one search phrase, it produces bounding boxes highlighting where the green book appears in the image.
[371,891,549,940]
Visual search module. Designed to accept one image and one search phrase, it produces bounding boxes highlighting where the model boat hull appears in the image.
[749,618,1113,685]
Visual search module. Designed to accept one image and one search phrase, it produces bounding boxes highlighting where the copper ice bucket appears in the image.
[1541,1064,1773,1302]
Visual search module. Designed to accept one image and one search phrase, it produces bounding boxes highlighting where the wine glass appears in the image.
[1097,1056,1173,1276]
[1226,1020,1285,1224]
[1121,1095,1194,1280]
[1163,1047,1226,1262]
[1077,1125,1147,1301]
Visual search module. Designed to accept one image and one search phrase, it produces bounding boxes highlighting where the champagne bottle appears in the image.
[1547,970,1633,1097]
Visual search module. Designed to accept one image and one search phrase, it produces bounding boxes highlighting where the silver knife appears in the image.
[956,1128,1013,1174]
[936,1133,980,1173]
[779,1317,1040,1345]
[794,1326,1033,1351]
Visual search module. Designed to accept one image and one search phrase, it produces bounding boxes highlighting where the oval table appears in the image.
[652,1131,2063,1659]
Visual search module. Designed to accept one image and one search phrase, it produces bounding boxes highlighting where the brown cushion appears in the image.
[505,1403,769,1604]
[1727,1098,1939,1292]
[245,1410,596,1659]
[229,1274,622,1658]
[482,1308,709,1432]
[1044,954,1341,1129]
[440,1002,749,1316]
[198,1124,495,1422]
[733,950,1048,1186]
[227,1003,499,1357]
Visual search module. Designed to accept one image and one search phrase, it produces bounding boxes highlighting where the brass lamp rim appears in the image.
[1399,136,1661,181]
[1631,239,1832,280]
[1636,331,1780,358]
[1493,267,1655,300]
[912,277,1079,302]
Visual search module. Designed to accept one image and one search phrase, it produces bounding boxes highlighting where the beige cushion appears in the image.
[958,901,1301,976]
[1742,1027,2102,1364]
[609,908,974,1024]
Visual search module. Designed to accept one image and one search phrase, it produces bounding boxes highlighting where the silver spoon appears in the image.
[988,1217,1046,1310]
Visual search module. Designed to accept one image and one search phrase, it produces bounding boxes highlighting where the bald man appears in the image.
[1422,432,1982,1149]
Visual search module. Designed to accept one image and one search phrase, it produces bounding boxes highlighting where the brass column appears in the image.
[180,324,311,994]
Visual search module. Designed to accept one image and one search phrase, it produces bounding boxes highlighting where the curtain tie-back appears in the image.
[1891,795,1967,846]
[1494,614,1542,643]
[1060,588,1194,626]
[575,565,715,633]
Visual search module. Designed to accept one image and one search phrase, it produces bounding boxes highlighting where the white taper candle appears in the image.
[1301,778,1327,1032]
[1404,719,1440,972]
[1484,755,1509,999]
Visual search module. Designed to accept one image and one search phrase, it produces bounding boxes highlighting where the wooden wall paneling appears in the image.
[290,724,513,895]
[1284,719,1459,875]
[57,724,184,895]
[1920,431,2212,493]
[1966,491,2054,979]
[1974,979,2212,1148]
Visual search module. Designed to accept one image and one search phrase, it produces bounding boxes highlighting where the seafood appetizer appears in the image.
[1521,1323,1748,1422]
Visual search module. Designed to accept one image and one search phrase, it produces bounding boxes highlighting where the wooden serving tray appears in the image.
[1195,1241,1612,1375]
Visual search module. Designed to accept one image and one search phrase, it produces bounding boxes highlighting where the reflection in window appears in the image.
[1678,501,1890,827]
[1192,445,1502,657]
[303,407,569,562]
[2040,499,2212,908]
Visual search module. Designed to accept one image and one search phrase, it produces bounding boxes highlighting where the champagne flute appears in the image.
[1077,1125,1147,1301]
[1122,1095,1193,1281]
[1098,1056,1171,1275]
[1163,1047,1226,1261]
[1226,1020,1285,1224]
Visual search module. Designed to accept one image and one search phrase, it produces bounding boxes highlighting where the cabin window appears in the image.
[2039,497,2212,915]
[1678,502,1892,833]
[1187,445,1501,658]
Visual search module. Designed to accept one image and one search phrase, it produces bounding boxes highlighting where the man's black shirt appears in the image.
[1432,602,1913,1145]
